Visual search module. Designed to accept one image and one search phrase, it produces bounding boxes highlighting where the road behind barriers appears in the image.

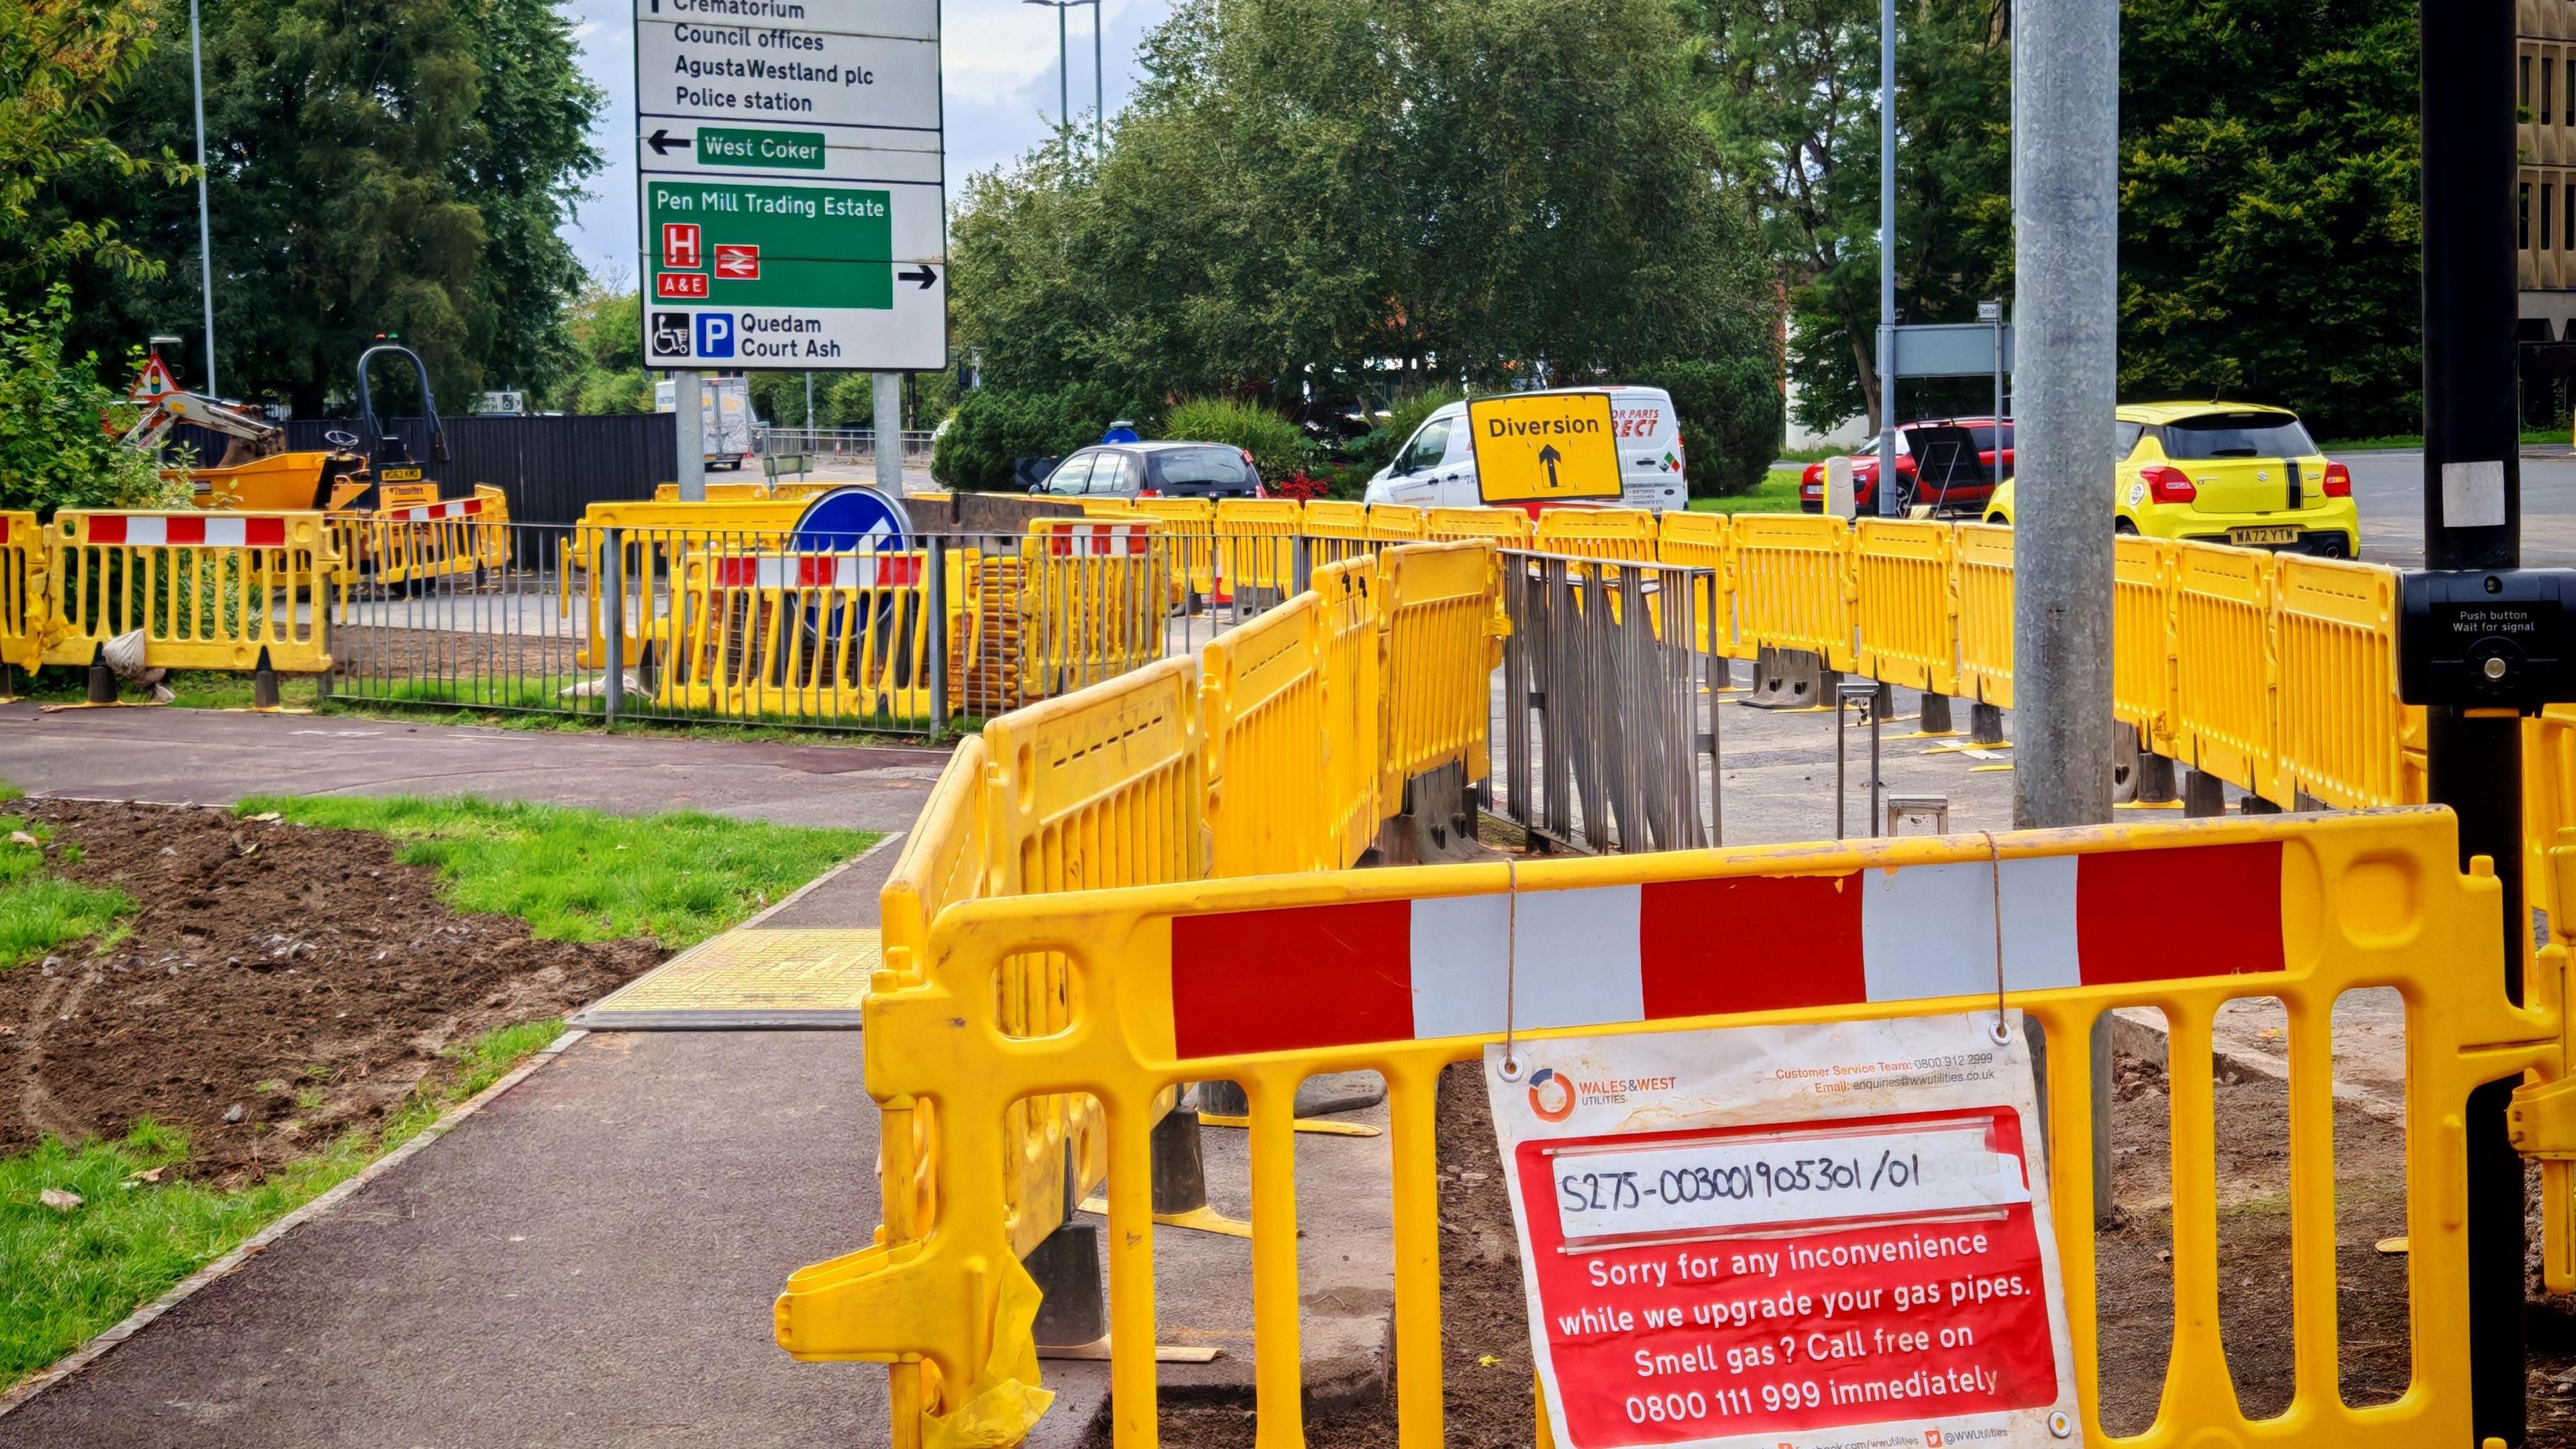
[0,698,2397,1444]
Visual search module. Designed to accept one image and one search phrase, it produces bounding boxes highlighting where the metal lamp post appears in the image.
[189,0,217,395]
[1024,0,1106,146]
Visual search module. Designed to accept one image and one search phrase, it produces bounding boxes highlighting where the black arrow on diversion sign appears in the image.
[1538,443,1562,488]
[900,264,938,289]
[645,129,685,156]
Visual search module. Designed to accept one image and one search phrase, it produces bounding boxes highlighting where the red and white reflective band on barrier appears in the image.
[1045,523,1151,557]
[385,497,484,523]
[85,514,288,549]
[1170,841,2286,1059]
[709,552,923,590]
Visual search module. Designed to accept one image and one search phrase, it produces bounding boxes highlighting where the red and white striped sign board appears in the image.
[710,552,922,590]
[1170,841,2285,1059]
[85,514,288,549]
[1045,523,1151,557]
[386,497,484,523]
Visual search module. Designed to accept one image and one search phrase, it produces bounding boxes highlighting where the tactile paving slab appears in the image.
[570,928,879,1029]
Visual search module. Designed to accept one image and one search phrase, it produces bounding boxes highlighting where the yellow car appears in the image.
[1983,402,2359,557]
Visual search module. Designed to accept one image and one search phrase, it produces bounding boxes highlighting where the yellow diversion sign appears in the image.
[1468,392,1621,504]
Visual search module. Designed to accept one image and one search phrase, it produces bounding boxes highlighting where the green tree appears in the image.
[953,0,1776,405]
[51,0,600,413]
[2116,0,2420,439]
[1691,0,2010,435]
[0,0,191,287]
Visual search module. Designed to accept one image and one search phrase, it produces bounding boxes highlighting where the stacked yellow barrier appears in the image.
[2110,534,2178,751]
[45,511,337,672]
[1202,593,1331,877]
[1954,522,2015,710]
[1301,497,1375,570]
[2273,554,2409,810]
[1850,517,1955,696]
[2171,541,2283,804]
[568,498,808,670]
[1365,504,1426,545]
[652,480,777,502]
[361,484,512,588]
[1728,513,1856,671]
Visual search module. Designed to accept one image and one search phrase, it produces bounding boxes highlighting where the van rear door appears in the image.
[1611,388,1686,512]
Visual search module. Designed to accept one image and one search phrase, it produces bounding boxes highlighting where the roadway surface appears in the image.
[2347,446,2576,567]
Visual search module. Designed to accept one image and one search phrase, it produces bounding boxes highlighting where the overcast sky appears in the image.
[559,0,1172,280]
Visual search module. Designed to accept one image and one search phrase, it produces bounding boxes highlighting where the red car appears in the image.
[1799,417,2015,515]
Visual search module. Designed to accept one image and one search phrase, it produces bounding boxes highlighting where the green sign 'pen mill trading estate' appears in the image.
[633,0,947,370]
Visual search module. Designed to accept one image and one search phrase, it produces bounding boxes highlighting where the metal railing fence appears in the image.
[1495,551,1717,853]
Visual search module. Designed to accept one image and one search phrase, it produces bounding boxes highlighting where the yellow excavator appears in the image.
[120,343,452,516]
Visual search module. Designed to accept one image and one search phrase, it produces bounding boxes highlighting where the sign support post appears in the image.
[873,370,905,493]
[673,370,706,501]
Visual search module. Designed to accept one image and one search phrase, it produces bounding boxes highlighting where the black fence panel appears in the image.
[166,414,677,526]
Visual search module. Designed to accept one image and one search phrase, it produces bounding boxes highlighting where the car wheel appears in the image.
[1984,513,2008,527]
[2114,519,2138,535]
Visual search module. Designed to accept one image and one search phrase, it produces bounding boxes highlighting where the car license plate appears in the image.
[2229,525,2298,546]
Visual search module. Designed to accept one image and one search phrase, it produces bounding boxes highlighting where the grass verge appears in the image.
[1688,468,1805,515]
[2319,427,2569,451]
[232,794,875,950]
[0,792,133,971]
[1,1019,572,1387]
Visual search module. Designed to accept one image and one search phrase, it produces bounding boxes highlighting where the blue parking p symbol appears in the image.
[695,312,735,358]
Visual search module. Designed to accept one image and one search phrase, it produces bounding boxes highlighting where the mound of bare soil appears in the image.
[1,800,662,1181]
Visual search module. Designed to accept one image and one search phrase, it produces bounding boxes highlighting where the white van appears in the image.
[1362,386,1688,513]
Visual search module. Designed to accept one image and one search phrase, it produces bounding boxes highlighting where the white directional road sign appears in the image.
[635,0,947,370]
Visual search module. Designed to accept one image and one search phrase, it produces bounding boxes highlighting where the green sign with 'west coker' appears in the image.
[696,127,828,171]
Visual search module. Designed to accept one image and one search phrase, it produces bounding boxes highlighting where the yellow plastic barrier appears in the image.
[1850,517,1956,696]
[652,480,776,502]
[1421,506,1534,547]
[1211,497,1302,598]
[1076,497,1138,518]
[1301,498,1369,537]
[1377,539,1501,798]
[1313,557,1385,867]
[2110,533,2178,749]
[1021,519,1170,699]
[1954,521,2015,709]
[357,484,512,588]
[567,498,810,670]
[2171,540,2284,805]
[781,809,2530,1449]
[1132,496,1217,598]
[1532,504,1659,563]
[2273,553,2410,810]
[1201,592,1331,877]
[1366,503,1426,542]
[0,512,43,672]
[1656,511,1735,659]
[45,511,337,672]
[653,545,945,722]
[1728,512,1856,672]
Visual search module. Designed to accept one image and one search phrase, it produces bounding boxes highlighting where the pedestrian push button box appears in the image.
[2398,568,2576,712]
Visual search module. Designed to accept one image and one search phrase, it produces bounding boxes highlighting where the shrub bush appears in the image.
[930,383,1157,490]
[0,288,184,518]
[1633,357,1784,498]
[1159,397,1311,482]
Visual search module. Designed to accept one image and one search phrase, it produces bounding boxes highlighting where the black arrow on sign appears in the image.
[645,128,685,156]
[1538,443,1562,488]
[899,264,938,290]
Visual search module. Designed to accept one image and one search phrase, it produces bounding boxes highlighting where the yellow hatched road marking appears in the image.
[572,927,879,1028]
